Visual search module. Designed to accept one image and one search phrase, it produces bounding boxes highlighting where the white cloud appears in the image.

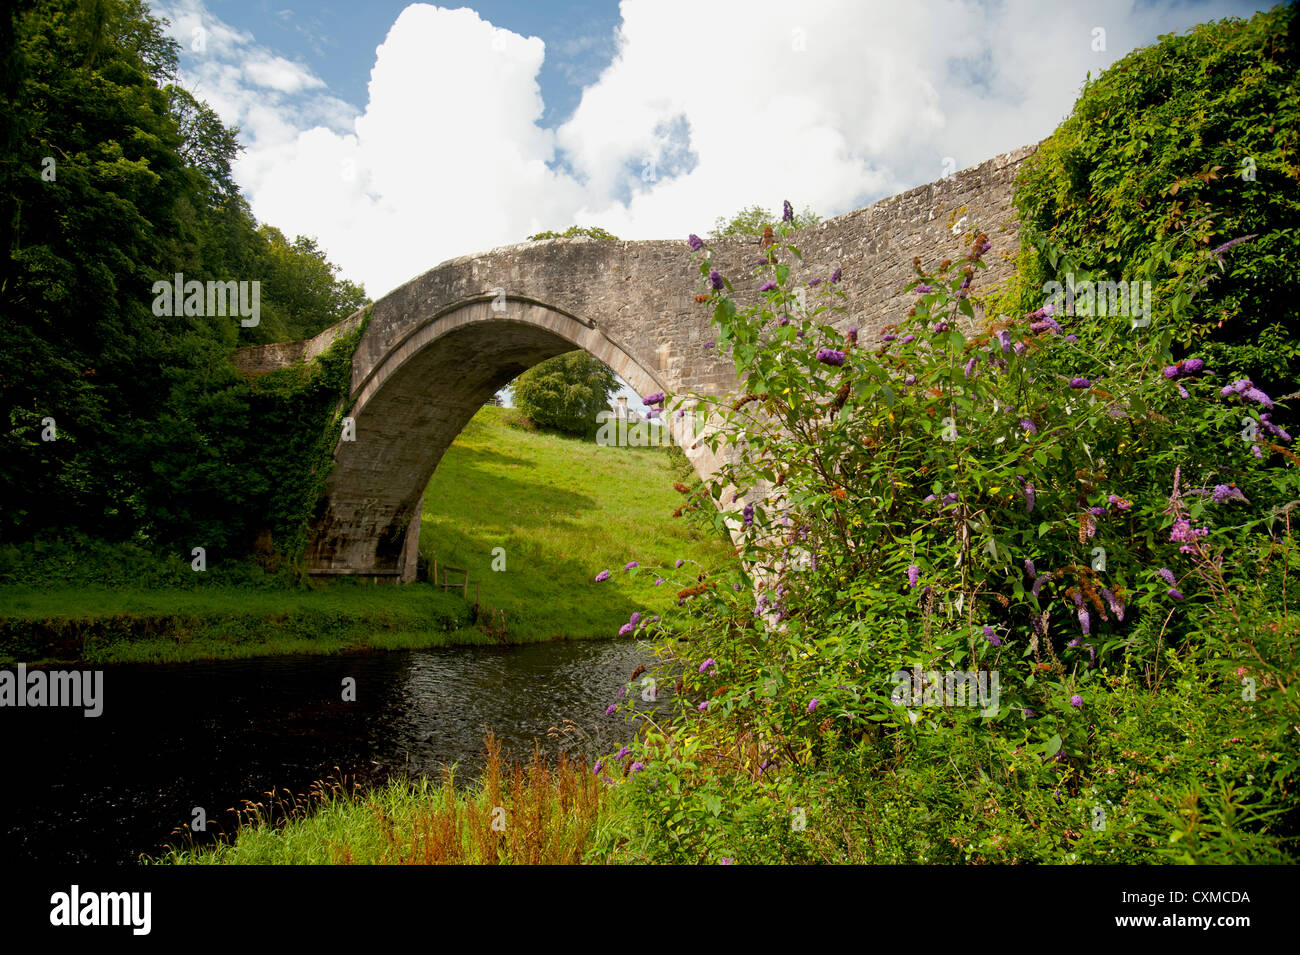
[150,0,1266,299]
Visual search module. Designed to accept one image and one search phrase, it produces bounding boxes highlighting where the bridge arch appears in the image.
[305,295,721,582]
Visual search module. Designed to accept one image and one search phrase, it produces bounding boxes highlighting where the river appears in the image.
[0,638,665,864]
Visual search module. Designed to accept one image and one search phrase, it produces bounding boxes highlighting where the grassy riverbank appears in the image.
[0,406,730,664]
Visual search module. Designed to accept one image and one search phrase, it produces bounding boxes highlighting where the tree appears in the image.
[510,352,617,437]
[527,225,619,241]
[711,202,821,238]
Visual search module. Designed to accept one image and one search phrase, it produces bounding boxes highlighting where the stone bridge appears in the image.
[233,144,1036,582]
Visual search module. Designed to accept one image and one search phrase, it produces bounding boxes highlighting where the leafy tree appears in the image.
[527,225,619,241]
[711,202,820,238]
[510,352,617,437]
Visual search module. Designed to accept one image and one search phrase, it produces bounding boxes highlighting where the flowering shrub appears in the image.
[593,212,1299,864]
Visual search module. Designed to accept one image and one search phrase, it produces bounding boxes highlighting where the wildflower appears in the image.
[643,392,664,406]
[808,278,822,288]
[995,329,1011,353]
[904,374,917,385]
[709,269,724,290]
[808,698,819,713]
[618,623,634,636]
[595,569,611,582]
[1211,234,1258,254]
[616,746,630,761]
[1023,708,1036,718]
[629,612,640,625]
[1065,334,1079,342]
[907,565,920,588]
[1107,494,1131,510]
[900,334,915,344]
[1212,484,1247,504]
[704,341,715,349]
[847,326,858,344]
[1243,387,1273,409]
[651,616,659,623]
[830,268,842,283]
[760,280,777,292]
[964,357,979,378]
[675,558,684,568]
[1252,445,1263,459]
[1070,694,1083,708]
[1020,418,1038,435]
[593,759,603,774]
[882,332,897,342]
[733,583,741,591]
[1078,607,1091,635]
[782,199,794,223]
[630,761,644,775]
[916,284,935,295]
[688,234,704,251]
[796,329,805,339]
[1261,414,1293,443]
[778,315,790,327]
[1069,377,1091,389]
[1030,317,1064,334]
[1024,558,1037,578]
[1158,567,1176,587]
[721,857,734,865]
[1101,587,1125,622]
[743,503,754,527]
[983,625,1002,646]
[654,577,663,586]
[699,658,717,674]
[606,703,617,716]
[1168,588,1185,601]
[1022,481,1036,514]
[1013,341,1027,356]
[932,320,948,332]
[1178,384,1189,399]
[1088,506,1107,517]
[817,348,846,366]
[698,701,709,712]
[1032,575,1048,597]
[625,561,639,570]
[645,409,659,419]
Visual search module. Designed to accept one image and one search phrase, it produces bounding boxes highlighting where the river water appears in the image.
[0,639,665,864]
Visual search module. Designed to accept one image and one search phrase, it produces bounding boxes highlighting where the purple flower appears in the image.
[1088,506,1107,517]
[1023,482,1036,514]
[1032,575,1048,597]
[1183,358,1205,375]
[1212,484,1247,504]
[1023,708,1036,718]
[630,761,644,775]
[900,334,916,345]
[1070,694,1083,708]
[1101,587,1125,622]
[618,623,634,636]
[645,409,659,419]
[904,374,917,385]
[1168,588,1185,601]
[1178,383,1190,399]
[688,234,704,251]
[643,392,664,406]
[983,625,1002,646]
[847,326,858,344]
[709,269,724,291]
[1261,414,1293,443]
[625,561,639,570]
[1252,445,1263,459]
[1107,494,1131,511]
[808,278,822,288]
[932,320,948,333]
[1162,365,1180,379]
[1020,418,1038,435]
[782,199,794,223]
[1243,387,1273,409]
[907,564,920,588]
[760,280,777,292]
[629,612,641,625]
[675,558,684,568]
[1024,558,1037,578]
[916,284,935,295]
[743,503,754,527]
[720,857,733,865]
[1030,317,1064,335]
[1069,377,1091,389]
[616,746,630,761]
[830,268,842,284]
[1158,567,1176,586]
[1078,608,1091,635]
[1211,234,1258,254]
[699,658,716,674]
[594,569,611,582]
[1013,341,1027,356]
[778,315,790,327]
[808,698,819,713]
[882,332,897,342]
[593,759,603,774]
[606,703,618,716]
[816,348,846,366]
[654,577,663,586]
[964,357,979,378]
[1065,334,1079,342]
[995,329,1011,353]
[698,701,709,712]
[704,341,715,350]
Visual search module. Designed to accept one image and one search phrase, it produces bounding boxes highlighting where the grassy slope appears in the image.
[0,407,731,662]
[420,406,732,641]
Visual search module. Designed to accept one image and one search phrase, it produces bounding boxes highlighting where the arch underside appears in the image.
[304,299,707,580]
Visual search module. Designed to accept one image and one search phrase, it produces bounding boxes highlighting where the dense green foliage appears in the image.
[509,352,618,437]
[1007,4,1299,400]
[1,0,369,564]
[711,202,821,238]
[592,150,1299,861]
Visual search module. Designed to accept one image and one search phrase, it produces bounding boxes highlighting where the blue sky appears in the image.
[148,1,1273,405]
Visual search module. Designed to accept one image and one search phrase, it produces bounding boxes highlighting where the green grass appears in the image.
[0,406,732,663]
[419,406,732,642]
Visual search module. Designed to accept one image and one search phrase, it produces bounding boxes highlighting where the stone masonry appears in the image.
[232,144,1037,581]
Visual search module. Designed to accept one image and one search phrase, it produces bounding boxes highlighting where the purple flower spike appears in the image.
[699,658,717,674]
[630,761,644,775]
[709,269,724,291]
[675,558,684,568]
[782,200,794,223]
[654,577,663,586]
[1013,341,1027,356]
[698,701,709,712]
[1069,377,1091,389]
[606,704,617,716]
[616,746,630,760]
[830,268,842,284]
[996,329,1011,353]
[1212,484,1247,504]
[808,698,819,713]
[618,623,634,636]
[983,625,1002,646]
[817,348,847,366]
[643,392,665,406]
[916,284,935,295]
[760,280,777,292]
[1020,418,1038,435]
[625,561,639,570]
[593,759,603,774]
[900,334,915,345]
[907,564,920,588]
[1168,588,1185,601]
[594,569,611,582]
[1158,567,1176,586]
[964,356,979,378]
[1070,694,1083,708]
[688,234,704,251]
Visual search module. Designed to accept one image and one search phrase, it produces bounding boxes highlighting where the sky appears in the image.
[148,0,1271,402]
